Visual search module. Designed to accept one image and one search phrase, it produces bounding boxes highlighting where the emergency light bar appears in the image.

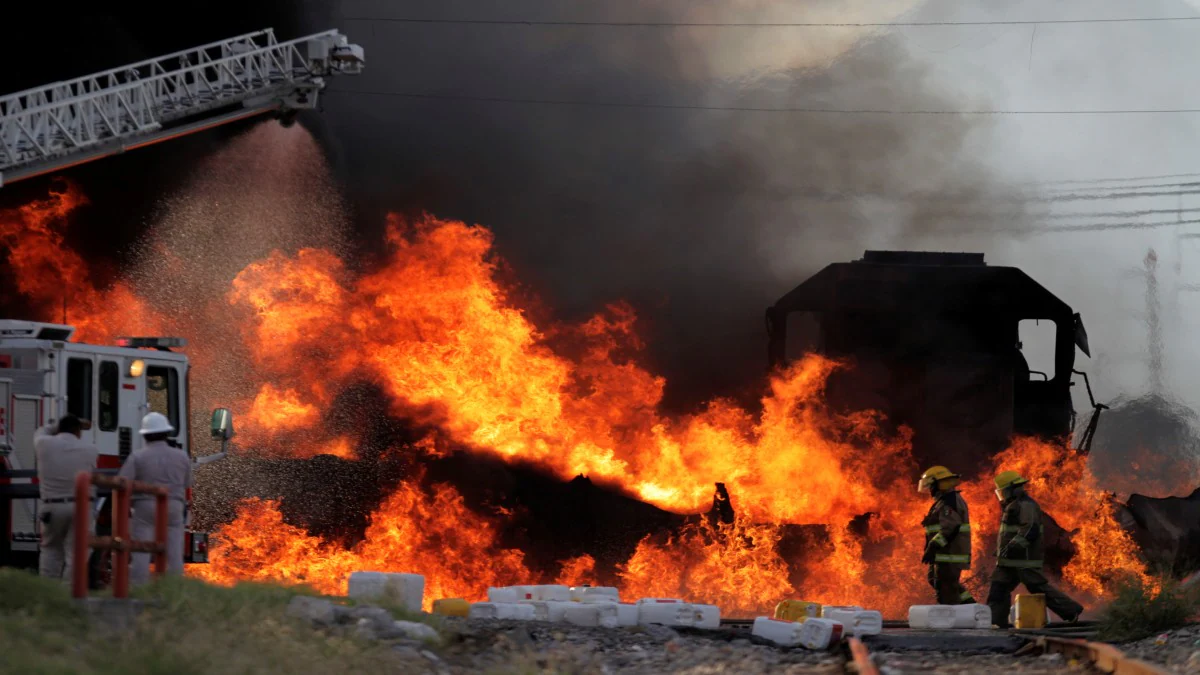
[116,337,187,350]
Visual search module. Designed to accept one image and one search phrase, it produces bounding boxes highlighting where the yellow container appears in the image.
[1014,593,1046,629]
[774,600,822,623]
[432,597,470,617]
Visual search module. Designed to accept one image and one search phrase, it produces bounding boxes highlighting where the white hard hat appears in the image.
[139,412,175,436]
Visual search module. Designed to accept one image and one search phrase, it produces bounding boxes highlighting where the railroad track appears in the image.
[714,618,1169,674]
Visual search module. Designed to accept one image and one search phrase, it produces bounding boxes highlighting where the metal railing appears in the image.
[72,471,168,599]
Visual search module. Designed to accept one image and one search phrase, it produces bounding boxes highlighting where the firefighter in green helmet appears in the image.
[918,466,977,605]
[986,470,1083,628]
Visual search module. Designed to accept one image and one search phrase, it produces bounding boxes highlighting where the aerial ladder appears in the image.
[0,28,363,187]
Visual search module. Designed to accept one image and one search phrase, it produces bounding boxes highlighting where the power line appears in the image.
[1043,218,1200,233]
[341,15,1200,28]
[1042,208,1200,220]
[327,89,1200,115]
[1044,181,1200,193]
[1039,172,1200,185]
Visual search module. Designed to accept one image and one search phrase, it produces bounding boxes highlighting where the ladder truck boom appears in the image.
[0,28,363,188]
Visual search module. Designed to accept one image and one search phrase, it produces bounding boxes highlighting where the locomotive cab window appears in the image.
[66,358,93,421]
[1017,319,1057,381]
[146,365,180,436]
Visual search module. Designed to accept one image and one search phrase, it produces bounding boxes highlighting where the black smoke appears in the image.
[2,2,1030,413]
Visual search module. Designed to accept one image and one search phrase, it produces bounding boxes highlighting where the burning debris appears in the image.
[0,181,1180,619]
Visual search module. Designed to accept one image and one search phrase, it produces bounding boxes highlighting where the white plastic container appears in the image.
[563,602,619,628]
[571,586,620,603]
[527,600,572,623]
[752,617,806,647]
[957,603,993,629]
[692,603,721,629]
[533,585,571,602]
[616,602,639,627]
[821,607,882,636]
[511,585,538,602]
[346,572,425,612]
[908,605,957,629]
[796,617,846,649]
[488,587,520,603]
[469,602,536,620]
[637,599,695,627]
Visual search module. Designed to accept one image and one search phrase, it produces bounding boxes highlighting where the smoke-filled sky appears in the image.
[3,0,1200,418]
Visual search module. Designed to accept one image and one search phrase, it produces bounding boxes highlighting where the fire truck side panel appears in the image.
[9,394,41,550]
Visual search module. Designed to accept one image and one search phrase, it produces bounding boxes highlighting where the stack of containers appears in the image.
[563,602,620,628]
[820,605,883,636]
[347,572,426,613]
[907,605,958,629]
[636,598,695,627]
[469,602,537,620]
[751,616,845,649]
[908,604,995,630]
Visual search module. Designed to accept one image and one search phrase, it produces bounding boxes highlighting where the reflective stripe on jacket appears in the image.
[921,490,971,569]
[996,493,1045,568]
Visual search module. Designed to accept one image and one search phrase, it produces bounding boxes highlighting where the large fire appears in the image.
[1,182,1156,617]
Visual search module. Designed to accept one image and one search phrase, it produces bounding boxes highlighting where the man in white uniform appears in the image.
[118,412,192,583]
[33,414,99,581]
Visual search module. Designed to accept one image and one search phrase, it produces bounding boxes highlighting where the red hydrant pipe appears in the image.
[71,471,90,599]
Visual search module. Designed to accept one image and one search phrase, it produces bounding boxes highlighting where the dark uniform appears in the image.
[986,491,1083,627]
[921,489,976,605]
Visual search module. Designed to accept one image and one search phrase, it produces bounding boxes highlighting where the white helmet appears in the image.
[139,412,175,436]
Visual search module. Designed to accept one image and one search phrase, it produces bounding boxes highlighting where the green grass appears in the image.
[0,569,433,675]
[1096,573,1200,642]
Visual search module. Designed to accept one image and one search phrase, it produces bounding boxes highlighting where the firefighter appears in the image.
[118,412,192,584]
[986,470,1083,627]
[918,466,976,605]
[33,415,99,581]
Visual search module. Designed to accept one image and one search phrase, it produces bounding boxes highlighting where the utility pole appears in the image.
[1144,249,1164,395]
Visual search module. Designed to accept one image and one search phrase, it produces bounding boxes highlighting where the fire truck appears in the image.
[0,321,235,580]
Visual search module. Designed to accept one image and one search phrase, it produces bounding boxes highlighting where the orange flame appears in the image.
[0,189,1157,617]
[0,183,163,342]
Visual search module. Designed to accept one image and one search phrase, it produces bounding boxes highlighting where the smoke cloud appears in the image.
[312,0,1034,409]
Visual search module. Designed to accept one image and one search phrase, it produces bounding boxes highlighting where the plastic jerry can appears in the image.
[692,603,721,629]
[1015,594,1047,629]
[431,598,470,617]
[347,572,425,612]
[563,602,619,628]
[953,603,992,629]
[533,585,571,602]
[637,599,695,627]
[774,600,822,622]
[616,602,639,627]
[752,617,806,646]
[469,602,536,620]
[797,618,846,649]
[487,587,520,604]
[573,586,620,603]
[528,600,571,623]
[908,605,956,629]
[821,607,882,636]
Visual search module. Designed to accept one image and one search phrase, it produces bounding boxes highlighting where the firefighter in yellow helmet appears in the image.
[986,470,1083,628]
[918,466,976,605]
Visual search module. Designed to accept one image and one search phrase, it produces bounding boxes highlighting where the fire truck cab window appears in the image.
[66,358,93,421]
[145,365,179,436]
[99,361,119,432]
[1018,319,1056,380]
